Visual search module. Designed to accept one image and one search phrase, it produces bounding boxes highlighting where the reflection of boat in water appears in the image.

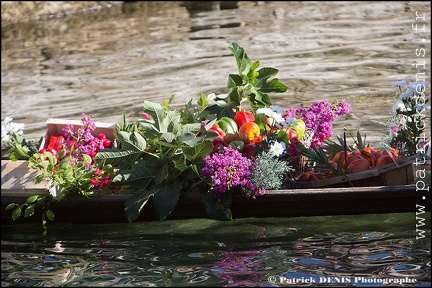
[1,160,430,224]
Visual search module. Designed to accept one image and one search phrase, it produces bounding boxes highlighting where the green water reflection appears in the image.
[1,213,431,287]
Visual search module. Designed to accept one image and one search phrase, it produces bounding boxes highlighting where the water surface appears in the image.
[1,213,431,287]
[2,1,430,146]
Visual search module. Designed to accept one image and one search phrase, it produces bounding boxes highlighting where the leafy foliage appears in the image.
[201,42,288,119]
[96,98,215,222]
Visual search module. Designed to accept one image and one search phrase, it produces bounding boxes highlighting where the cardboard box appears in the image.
[40,118,116,150]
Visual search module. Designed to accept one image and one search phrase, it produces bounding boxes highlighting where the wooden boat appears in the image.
[1,159,430,224]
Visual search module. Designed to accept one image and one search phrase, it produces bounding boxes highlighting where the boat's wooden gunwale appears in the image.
[1,159,430,224]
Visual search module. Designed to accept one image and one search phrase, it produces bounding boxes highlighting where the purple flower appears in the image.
[61,113,103,160]
[201,146,256,199]
[285,99,351,148]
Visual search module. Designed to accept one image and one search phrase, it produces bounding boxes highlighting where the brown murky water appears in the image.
[1,1,430,146]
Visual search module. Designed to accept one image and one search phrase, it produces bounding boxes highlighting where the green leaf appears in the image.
[5,203,17,210]
[24,206,35,218]
[182,123,202,134]
[183,140,213,162]
[161,132,176,143]
[26,195,40,204]
[112,159,155,189]
[95,149,142,168]
[227,74,243,88]
[204,101,237,120]
[118,131,147,151]
[248,89,272,111]
[82,154,92,164]
[124,189,156,222]
[172,154,189,172]
[228,42,251,77]
[12,207,22,220]
[152,182,182,220]
[254,67,278,88]
[164,111,181,134]
[154,163,168,185]
[259,78,288,93]
[14,143,29,158]
[142,100,165,132]
[197,92,208,108]
[9,151,19,162]
[228,88,242,105]
[45,209,55,221]
[247,60,260,80]
[163,94,176,110]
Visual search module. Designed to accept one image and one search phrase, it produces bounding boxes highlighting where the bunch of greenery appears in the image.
[95,42,290,222]
[96,98,215,222]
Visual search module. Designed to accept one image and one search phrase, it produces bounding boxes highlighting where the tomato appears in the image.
[234,111,255,128]
[238,122,260,141]
[287,127,298,141]
[98,133,107,140]
[290,119,306,140]
[209,125,226,138]
[274,127,298,146]
[216,117,238,134]
[102,138,112,148]
[223,133,250,145]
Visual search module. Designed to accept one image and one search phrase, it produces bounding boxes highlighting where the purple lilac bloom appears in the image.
[62,113,103,160]
[285,99,351,148]
[201,146,256,199]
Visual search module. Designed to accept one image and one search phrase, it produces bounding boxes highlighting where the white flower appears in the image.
[269,141,286,157]
[256,107,274,117]
[392,100,406,112]
[257,107,284,126]
[1,116,25,147]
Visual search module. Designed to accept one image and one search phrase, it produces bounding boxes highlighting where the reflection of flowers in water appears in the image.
[212,249,271,286]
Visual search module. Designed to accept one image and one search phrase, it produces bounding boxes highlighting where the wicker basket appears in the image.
[282,128,314,179]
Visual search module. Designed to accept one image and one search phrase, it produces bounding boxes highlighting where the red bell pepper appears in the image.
[41,134,65,157]
[234,111,255,128]
[209,125,226,138]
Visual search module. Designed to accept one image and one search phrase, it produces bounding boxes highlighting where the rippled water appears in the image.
[1,1,430,146]
[1,213,431,287]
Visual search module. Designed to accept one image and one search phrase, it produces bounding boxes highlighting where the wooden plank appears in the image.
[2,159,430,224]
[2,185,429,224]
[1,160,50,195]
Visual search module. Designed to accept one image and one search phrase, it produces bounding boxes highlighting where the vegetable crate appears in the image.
[290,154,428,188]
[39,118,116,150]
